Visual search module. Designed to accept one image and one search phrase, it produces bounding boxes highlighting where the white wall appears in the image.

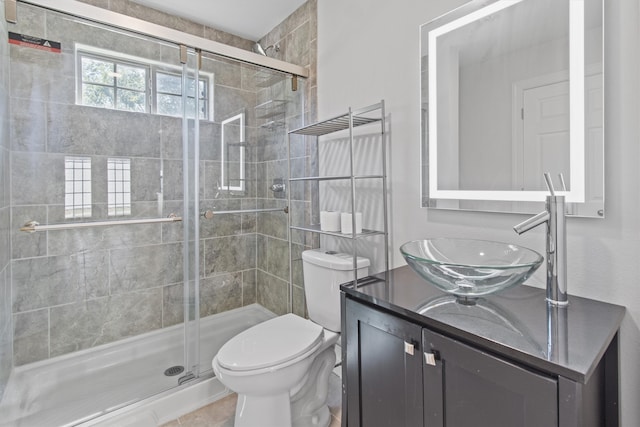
[318,0,640,425]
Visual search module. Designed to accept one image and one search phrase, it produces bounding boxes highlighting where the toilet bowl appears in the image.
[212,249,369,427]
[213,314,339,427]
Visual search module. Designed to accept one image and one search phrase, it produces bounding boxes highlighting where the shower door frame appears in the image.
[181,45,202,383]
[17,0,309,79]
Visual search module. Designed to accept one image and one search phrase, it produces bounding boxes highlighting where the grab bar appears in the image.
[20,214,182,233]
[201,207,288,219]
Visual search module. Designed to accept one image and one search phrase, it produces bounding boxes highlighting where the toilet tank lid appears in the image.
[302,249,370,270]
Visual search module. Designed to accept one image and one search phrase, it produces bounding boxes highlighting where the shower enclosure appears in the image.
[0,1,309,425]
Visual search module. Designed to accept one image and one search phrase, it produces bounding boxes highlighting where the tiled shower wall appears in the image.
[77,0,319,318]
[256,0,319,318]
[1,0,13,400]
[77,0,319,319]
[7,2,312,366]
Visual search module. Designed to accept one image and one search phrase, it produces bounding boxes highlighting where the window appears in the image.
[65,156,92,219]
[155,71,209,119]
[77,47,212,120]
[107,158,132,217]
[80,54,148,113]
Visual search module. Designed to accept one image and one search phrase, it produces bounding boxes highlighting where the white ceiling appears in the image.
[131,0,306,41]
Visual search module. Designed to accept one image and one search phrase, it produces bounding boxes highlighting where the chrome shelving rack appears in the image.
[287,100,388,292]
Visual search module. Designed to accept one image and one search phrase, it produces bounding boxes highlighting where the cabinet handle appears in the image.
[424,352,438,366]
[404,341,415,356]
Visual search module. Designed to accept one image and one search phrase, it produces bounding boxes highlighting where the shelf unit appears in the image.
[287,100,388,288]
[255,99,287,129]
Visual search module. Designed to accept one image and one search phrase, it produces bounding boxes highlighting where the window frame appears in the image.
[75,45,214,121]
[77,51,150,113]
[152,67,210,119]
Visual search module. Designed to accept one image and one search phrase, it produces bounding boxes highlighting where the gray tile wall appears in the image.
[6,0,315,368]
[76,0,253,52]
[256,1,318,317]
[0,0,13,400]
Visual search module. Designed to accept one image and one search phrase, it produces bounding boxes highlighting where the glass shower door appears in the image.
[193,50,307,376]
[3,3,200,425]
[181,46,202,381]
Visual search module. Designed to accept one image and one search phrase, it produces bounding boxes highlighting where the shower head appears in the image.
[252,42,280,56]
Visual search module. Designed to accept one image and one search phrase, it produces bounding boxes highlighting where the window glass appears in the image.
[116,64,146,91]
[82,84,114,109]
[157,93,182,116]
[82,57,113,85]
[157,72,182,95]
[117,89,146,113]
[77,49,211,120]
[64,156,92,219]
[156,71,208,119]
[107,158,132,217]
[81,54,148,112]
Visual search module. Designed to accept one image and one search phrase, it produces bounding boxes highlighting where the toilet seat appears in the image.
[217,314,324,372]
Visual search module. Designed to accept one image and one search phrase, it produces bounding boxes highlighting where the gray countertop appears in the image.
[341,266,626,384]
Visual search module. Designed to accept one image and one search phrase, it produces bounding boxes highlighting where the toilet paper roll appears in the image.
[341,212,363,234]
[320,211,341,232]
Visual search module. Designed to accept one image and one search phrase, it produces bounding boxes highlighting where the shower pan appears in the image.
[0,1,308,425]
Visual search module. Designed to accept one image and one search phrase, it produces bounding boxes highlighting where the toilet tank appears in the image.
[302,249,370,332]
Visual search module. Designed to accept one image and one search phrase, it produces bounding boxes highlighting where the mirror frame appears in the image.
[420,0,603,215]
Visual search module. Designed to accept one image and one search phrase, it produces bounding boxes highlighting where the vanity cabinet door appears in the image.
[423,329,558,427]
[344,299,423,427]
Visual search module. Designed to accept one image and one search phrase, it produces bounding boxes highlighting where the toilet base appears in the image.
[234,392,291,427]
[231,346,336,427]
[291,347,336,427]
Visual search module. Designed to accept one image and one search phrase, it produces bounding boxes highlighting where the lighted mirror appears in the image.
[220,111,246,193]
[420,0,604,217]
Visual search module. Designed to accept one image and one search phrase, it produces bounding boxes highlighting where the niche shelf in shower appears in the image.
[287,100,389,285]
[255,99,288,120]
[260,120,285,130]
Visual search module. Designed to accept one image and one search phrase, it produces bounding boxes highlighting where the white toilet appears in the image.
[212,249,370,427]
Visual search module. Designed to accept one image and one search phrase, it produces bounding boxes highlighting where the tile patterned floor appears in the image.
[162,373,342,427]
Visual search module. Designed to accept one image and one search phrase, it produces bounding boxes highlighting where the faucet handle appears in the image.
[543,172,556,196]
[558,173,567,192]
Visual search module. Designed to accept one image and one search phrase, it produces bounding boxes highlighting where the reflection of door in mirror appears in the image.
[513,72,602,216]
[520,79,570,192]
[513,77,569,214]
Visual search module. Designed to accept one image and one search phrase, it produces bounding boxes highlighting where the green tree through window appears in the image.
[81,55,147,112]
[78,50,211,119]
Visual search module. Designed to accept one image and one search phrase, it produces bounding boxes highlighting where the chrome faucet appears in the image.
[513,173,568,306]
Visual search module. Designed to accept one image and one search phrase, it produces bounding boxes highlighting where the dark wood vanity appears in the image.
[340,267,625,427]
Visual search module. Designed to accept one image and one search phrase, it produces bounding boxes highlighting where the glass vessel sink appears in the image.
[400,238,543,300]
